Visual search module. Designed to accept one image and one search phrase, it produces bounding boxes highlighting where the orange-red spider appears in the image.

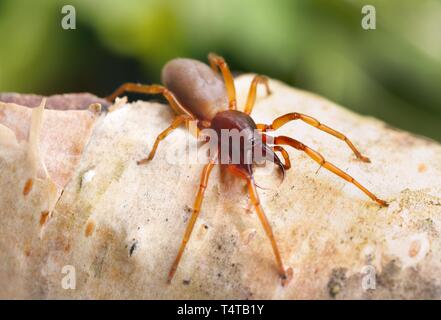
[107,53,387,285]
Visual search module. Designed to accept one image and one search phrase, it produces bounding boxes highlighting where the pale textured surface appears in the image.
[0,101,100,298]
[1,75,441,299]
[0,101,99,188]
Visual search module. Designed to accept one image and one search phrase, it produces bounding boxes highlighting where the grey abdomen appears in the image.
[161,58,228,121]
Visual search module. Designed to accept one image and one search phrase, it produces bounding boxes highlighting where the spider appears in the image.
[107,53,388,285]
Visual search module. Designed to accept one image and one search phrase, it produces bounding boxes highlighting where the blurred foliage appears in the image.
[0,0,440,140]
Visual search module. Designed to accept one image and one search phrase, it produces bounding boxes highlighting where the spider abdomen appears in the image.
[161,58,228,121]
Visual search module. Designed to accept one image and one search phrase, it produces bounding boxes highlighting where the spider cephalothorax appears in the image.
[210,109,286,179]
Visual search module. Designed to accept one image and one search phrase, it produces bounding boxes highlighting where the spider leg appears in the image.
[258,112,371,162]
[246,177,288,281]
[228,165,290,284]
[137,114,195,164]
[167,154,218,283]
[106,83,194,118]
[243,75,271,115]
[273,135,388,206]
[272,146,291,170]
[208,53,237,110]
[259,133,290,172]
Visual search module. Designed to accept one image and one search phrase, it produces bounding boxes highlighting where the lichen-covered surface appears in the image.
[1,75,441,299]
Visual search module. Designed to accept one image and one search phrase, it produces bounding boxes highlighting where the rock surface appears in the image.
[1,75,441,299]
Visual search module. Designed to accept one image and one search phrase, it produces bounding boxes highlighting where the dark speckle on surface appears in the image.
[129,240,138,256]
[327,267,347,298]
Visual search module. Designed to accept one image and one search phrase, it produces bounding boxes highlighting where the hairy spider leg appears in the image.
[167,154,218,283]
[208,53,237,110]
[137,114,195,164]
[243,75,271,115]
[272,145,291,170]
[227,165,288,283]
[106,83,195,118]
[246,177,288,280]
[272,135,388,206]
[106,83,200,163]
[258,112,371,162]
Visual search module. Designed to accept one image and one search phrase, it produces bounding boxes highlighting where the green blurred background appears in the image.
[0,0,440,141]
